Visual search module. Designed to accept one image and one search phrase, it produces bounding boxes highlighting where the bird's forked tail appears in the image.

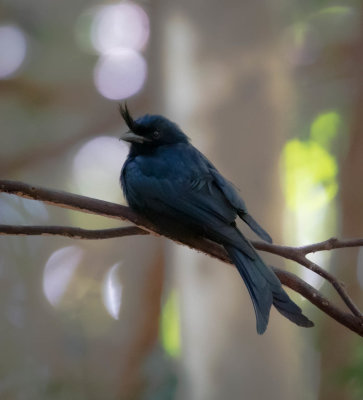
[224,245,314,334]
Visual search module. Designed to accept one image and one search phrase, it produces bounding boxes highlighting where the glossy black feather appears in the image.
[119,103,135,132]
[119,106,313,334]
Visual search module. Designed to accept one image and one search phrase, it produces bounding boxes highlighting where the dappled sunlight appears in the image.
[102,262,123,320]
[43,246,83,307]
[0,24,26,79]
[72,136,128,202]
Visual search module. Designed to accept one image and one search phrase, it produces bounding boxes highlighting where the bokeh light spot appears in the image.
[43,246,83,307]
[94,48,147,100]
[310,111,341,148]
[282,139,338,211]
[91,3,149,53]
[72,136,128,202]
[161,291,181,358]
[102,263,123,320]
[0,25,26,79]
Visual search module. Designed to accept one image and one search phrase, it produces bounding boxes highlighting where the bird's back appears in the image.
[121,143,246,246]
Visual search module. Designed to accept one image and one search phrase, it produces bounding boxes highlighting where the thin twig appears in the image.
[298,256,362,318]
[249,241,363,317]
[299,237,363,254]
[0,179,362,335]
[270,268,362,335]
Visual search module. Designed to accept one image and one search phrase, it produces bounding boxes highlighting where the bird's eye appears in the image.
[152,130,160,139]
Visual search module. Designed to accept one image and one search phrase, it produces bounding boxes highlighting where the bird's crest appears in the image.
[119,103,136,131]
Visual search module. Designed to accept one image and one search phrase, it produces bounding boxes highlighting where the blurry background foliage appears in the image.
[0,1,362,400]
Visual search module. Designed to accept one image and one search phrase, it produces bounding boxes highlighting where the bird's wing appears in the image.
[123,157,256,259]
[197,151,273,243]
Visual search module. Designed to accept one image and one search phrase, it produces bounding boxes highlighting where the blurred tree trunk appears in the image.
[319,7,363,399]
[155,1,315,399]
[117,245,165,399]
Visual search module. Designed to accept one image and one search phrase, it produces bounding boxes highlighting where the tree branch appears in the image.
[253,241,363,318]
[0,224,147,239]
[0,179,362,336]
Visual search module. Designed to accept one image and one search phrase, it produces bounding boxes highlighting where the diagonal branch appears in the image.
[270,268,362,335]
[0,179,362,335]
[299,237,363,253]
[254,242,363,318]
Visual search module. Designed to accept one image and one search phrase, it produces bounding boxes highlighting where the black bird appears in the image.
[119,104,313,334]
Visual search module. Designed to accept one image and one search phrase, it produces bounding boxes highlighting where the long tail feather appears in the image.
[225,244,313,334]
[272,289,314,327]
[240,213,273,243]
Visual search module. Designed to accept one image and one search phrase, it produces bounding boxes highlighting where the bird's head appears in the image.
[119,104,189,149]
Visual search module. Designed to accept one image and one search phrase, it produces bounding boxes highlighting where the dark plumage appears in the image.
[119,104,313,334]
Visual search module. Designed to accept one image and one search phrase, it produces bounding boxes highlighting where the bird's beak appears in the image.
[119,130,148,144]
